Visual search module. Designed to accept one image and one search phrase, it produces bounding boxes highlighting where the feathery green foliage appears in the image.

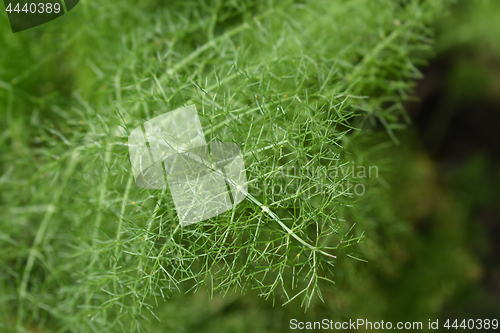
[0,0,450,331]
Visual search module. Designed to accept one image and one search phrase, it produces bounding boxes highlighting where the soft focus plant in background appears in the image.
[5,0,498,332]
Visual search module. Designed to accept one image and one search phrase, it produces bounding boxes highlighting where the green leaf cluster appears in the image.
[0,0,450,331]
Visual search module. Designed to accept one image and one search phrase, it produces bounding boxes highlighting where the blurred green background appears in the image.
[1,0,499,332]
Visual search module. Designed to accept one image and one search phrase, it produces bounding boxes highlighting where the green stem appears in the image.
[16,151,80,332]
[114,173,134,268]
